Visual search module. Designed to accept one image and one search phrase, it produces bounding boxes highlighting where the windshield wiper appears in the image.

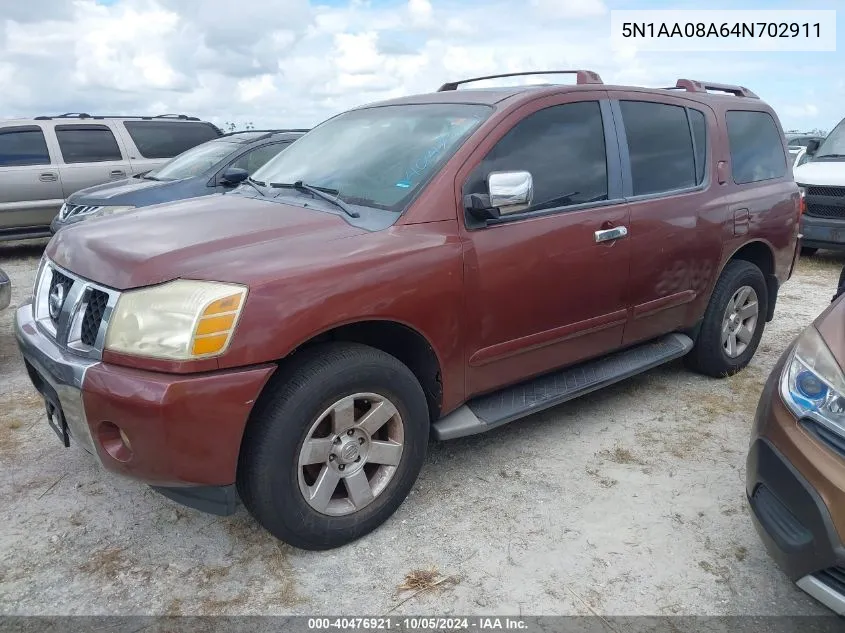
[142,174,160,181]
[270,181,359,218]
[244,176,266,197]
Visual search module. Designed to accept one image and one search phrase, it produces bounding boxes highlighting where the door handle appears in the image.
[110,170,126,178]
[39,173,57,182]
[595,226,628,243]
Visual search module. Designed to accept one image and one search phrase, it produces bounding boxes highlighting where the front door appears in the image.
[0,124,63,232]
[458,95,633,397]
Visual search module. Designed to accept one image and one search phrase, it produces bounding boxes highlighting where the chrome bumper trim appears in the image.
[14,302,100,460]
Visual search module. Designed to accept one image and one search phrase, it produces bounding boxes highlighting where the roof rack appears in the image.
[221,129,310,140]
[670,79,758,99]
[438,70,603,92]
[33,113,203,121]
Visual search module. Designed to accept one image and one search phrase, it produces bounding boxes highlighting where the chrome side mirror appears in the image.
[488,171,533,215]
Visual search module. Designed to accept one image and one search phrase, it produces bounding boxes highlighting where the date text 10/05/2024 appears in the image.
[307,617,528,630]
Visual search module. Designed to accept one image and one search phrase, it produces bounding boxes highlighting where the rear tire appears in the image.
[685,260,768,378]
[801,247,818,257]
[237,342,429,550]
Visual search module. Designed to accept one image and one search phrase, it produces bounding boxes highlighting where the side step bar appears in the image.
[432,333,693,440]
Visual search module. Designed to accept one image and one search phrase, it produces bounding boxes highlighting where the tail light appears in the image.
[798,186,807,216]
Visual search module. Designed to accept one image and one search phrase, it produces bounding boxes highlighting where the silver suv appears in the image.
[0,113,221,241]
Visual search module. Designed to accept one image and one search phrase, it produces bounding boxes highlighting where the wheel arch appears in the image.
[721,240,778,322]
[281,319,444,422]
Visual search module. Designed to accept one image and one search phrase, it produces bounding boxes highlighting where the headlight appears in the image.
[104,279,248,360]
[93,205,136,218]
[781,326,845,434]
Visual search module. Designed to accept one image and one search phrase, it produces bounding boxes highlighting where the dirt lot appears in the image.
[0,240,840,616]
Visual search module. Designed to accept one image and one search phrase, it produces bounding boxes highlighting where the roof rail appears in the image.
[673,79,758,98]
[438,70,603,92]
[221,129,310,138]
[33,113,205,121]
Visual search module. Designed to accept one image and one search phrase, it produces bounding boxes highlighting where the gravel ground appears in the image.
[0,240,841,616]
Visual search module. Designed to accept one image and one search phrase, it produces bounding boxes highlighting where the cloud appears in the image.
[0,0,841,132]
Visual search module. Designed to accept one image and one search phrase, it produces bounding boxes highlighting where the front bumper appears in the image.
[14,301,276,509]
[801,215,845,251]
[746,349,845,615]
[0,267,11,311]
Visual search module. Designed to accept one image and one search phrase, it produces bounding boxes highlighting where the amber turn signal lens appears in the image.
[195,313,236,336]
[204,294,243,315]
[192,334,229,356]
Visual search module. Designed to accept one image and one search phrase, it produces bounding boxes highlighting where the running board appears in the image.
[432,333,693,440]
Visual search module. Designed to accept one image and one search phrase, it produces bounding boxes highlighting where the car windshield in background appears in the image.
[815,119,845,158]
[251,104,491,212]
[147,140,237,181]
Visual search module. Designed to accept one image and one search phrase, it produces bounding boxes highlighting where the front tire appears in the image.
[237,343,429,550]
[685,260,768,378]
[801,246,818,257]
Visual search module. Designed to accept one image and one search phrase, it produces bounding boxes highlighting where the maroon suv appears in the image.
[15,71,800,550]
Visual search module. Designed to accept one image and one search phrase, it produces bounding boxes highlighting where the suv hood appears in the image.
[794,160,845,186]
[47,194,366,290]
[67,175,195,207]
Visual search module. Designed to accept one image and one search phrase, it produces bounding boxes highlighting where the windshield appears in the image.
[815,119,845,158]
[251,104,491,212]
[148,139,237,180]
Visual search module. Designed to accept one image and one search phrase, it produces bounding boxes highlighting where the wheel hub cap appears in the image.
[297,392,405,517]
[721,285,759,359]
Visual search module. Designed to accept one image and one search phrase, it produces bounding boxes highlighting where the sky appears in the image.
[0,0,842,133]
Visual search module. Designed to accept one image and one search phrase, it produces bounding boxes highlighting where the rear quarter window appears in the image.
[0,126,51,166]
[726,111,786,185]
[123,121,221,159]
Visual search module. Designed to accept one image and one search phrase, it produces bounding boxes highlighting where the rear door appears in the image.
[118,120,221,175]
[0,124,63,233]
[611,96,716,345]
[51,122,132,198]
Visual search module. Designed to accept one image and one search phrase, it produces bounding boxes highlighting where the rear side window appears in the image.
[726,111,786,184]
[0,126,51,166]
[620,101,698,196]
[123,121,220,159]
[464,101,608,212]
[55,125,122,163]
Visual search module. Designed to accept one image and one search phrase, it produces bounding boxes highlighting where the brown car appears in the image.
[15,71,800,550]
[747,267,845,615]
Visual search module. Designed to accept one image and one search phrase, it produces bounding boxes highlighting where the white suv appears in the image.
[0,113,221,241]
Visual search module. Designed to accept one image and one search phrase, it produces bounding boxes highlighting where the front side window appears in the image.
[55,125,122,164]
[0,126,50,166]
[813,119,845,159]
[726,111,786,184]
[252,104,491,213]
[620,101,698,196]
[463,101,608,213]
[148,140,238,180]
[123,121,220,159]
[229,142,288,175]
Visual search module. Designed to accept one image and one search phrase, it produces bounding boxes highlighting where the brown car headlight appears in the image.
[781,326,845,434]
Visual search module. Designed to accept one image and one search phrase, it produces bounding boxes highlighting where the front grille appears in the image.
[61,204,103,220]
[48,270,74,324]
[33,261,118,358]
[807,186,845,198]
[81,289,108,347]
[800,418,845,460]
[816,566,845,595]
[806,203,845,219]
